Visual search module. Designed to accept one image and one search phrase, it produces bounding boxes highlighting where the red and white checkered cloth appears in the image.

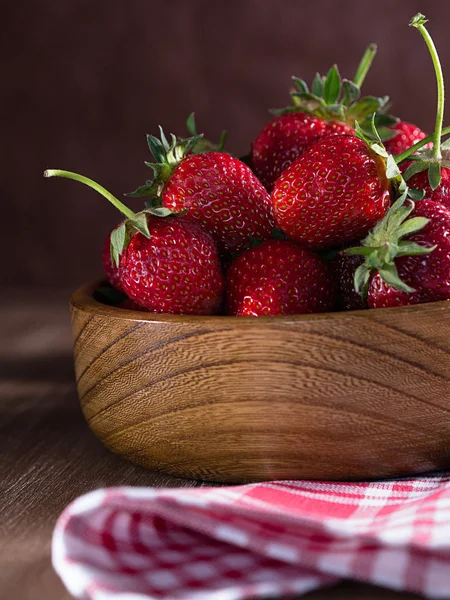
[53,475,450,599]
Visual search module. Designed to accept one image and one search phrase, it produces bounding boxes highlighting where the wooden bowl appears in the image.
[71,281,450,483]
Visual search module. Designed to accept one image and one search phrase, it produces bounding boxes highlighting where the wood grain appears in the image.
[71,281,450,484]
[0,287,423,599]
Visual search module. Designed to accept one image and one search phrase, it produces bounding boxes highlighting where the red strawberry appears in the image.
[129,128,274,256]
[102,229,123,291]
[119,216,224,314]
[405,168,450,210]
[333,254,368,311]
[367,200,450,308]
[44,169,225,315]
[161,152,274,254]
[250,50,392,192]
[226,240,335,316]
[384,121,428,156]
[250,113,354,192]
[272,135,391,250]
[344,195,450,309]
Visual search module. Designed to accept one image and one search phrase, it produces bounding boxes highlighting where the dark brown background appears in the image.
[3,0,450,288]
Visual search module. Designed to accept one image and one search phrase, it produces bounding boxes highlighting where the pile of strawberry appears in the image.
[46,13,450,317]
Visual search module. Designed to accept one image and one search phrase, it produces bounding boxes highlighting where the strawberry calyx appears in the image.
[271,45,397,138]
[394,15,448,190]
[127,113,227,200]
[343,191,436,297]
[43,169,185,267]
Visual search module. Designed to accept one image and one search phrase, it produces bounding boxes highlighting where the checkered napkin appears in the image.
[52,475,450,599]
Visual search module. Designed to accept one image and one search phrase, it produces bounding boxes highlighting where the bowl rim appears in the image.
[70,280,450,326]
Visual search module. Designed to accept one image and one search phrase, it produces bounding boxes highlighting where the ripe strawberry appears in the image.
[367,200,450,308]
[272,135,391,250]
[161,152,274,254]
[129,128,274,255]
[250,48,393,192]
[345,196,450,309]
[44,169,225,315]
[119,216,224,315]
[383,121,428,156]
[333,254,368,311]
[250,113,354,192]
[226,240,335,316]
[102,228,123,291]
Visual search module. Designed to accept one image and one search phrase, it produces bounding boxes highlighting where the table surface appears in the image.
[0,287,421,600]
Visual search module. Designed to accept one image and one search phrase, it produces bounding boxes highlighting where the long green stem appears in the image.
[394,125,450,164]
[411,14,444,161]
[353,43,377,88]
[44,169,135,219]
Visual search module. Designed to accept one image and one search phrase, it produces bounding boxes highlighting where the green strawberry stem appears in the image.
[410,14,444,161]
[353,43,377,88]
[44,169,135,219]
[394,125,450,164]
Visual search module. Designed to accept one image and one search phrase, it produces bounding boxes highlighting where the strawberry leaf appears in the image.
[323,65,341,105]
[327,104,346,120]
[396,240,436,257]
[146,135,165,163]
[217,130,227,151]
[291,77,309,94]
[354,263,372,298]
[374,113,399,127]
[403,160,429,181]
[145,196,164,209]
[379,263,415,293]
[342,79,360,105]
[144,207,174,218]
[396,216,430,238]
[129,213,150,238]
[428,162,442,190]
[160,127,172,152]
[410,13,428,28]
[126,182,154,197]
[311,73,324,97]
[349,96,389,122]
[291,92,327,112]
[385,154,402,178]
[186,112,197,136]
[110,222,129,268]
[408,188,426,201]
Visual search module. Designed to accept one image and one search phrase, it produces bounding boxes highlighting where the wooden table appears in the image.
[0,288,421,599]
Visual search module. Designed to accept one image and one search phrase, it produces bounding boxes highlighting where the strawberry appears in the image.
[226,240,335,316]
[161,152,274,254]
[346,198,450,309]
[250,113,354,192]
[333,254,368,311]
[44,169,225,315]
[383,121,428,156]
[119,216,224,314]
[128,120,274,255]
[272,134,391,249]
[250,46,395,191]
